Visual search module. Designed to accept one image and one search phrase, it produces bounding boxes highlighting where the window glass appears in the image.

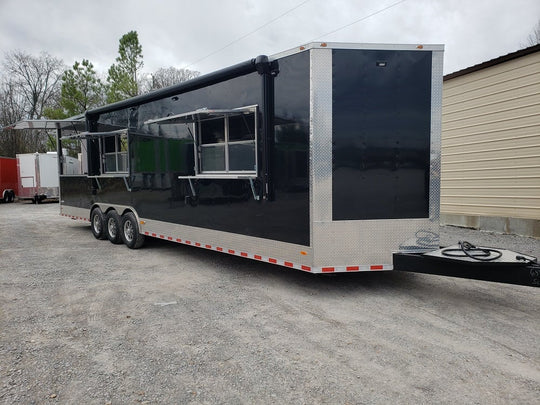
[103,133,128,173]
[105,154,117,172]
[229,142,255,171]
[200,118,225,144]
[117,153,128,172]
[104,136,117,153]
[196,108,257,175]
[119,135,128,152]
[229,114,255,142]
[201,144,226,172]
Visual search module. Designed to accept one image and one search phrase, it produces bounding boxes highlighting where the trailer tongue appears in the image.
[394,242,539,287]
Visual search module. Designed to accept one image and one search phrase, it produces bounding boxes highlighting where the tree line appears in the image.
[0,31,199,157]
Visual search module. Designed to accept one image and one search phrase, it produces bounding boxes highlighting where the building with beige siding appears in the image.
[441,44,540,237]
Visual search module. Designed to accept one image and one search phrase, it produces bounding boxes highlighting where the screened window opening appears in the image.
[143,105,258,178]
[102,131,128,173]
[198,109,257,175]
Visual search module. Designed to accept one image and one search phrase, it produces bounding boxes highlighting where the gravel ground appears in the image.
[0,201,539,404]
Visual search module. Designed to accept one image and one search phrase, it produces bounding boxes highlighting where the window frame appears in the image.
[144,105,259,180]
[197,109,257,176]
[97,129,129,175]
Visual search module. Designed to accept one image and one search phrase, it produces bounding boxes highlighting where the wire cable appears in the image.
[441,241,503,262]
[309,0,408,41]
[184,0,312,69]
[185,0,408,70]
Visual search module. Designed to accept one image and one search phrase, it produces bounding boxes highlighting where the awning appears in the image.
[61,129,128,140]
[144,105,257,126]
[3,115,85,132]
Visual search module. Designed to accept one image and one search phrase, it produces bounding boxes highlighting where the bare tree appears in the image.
[3,50,65,119]
[0,51,64,155]
[142,67,200,92]
[0,81,25,156]
[522,19,540,47]
[0,80,50,156]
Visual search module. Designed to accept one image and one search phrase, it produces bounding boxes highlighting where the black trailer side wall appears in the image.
[61,51,311,246]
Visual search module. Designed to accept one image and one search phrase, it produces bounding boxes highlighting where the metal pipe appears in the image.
[86,57,267,119]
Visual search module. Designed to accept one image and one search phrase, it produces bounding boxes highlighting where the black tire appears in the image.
[105,210,123,244]
[8,191,15,203]
[90,207,107,240]
[120,212,145,249]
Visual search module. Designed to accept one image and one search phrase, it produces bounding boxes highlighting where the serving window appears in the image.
[60,129,129,177]
[199,111,256,174]
[102,131,128,174]
[144,105,258,178]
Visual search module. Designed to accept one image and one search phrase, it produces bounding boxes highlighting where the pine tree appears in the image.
[45,59,105,118]
[107,31,144,103]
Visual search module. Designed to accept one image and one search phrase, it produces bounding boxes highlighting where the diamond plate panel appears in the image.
[310,48,333,224]
[313,218,438,266]
[430,50,444,224]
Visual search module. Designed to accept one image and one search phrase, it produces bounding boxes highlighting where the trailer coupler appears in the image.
[393,241,539,287]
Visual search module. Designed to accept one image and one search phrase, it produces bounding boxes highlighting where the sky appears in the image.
[0,0,539,78]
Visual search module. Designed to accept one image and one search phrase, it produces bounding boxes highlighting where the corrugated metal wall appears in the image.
[441,50,540,225]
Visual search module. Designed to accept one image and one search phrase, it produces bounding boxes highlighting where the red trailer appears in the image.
[0,157,17,203]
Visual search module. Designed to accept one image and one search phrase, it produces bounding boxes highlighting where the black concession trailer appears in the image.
[7,42,539,285]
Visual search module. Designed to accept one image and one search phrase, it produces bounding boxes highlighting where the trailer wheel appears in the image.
[90,207,107,240]
[120,212,145,249]
[105,211,123,244]
[8,191,15,203]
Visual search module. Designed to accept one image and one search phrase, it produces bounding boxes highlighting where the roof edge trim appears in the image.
[444,44,540,81]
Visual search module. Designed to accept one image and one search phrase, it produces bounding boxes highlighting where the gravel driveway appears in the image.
[1,202,539,404]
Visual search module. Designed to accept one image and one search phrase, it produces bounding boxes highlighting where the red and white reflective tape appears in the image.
[319,264,392,272]
[143,230,392,274]
[61,213,90,222]
[143,230,312,272]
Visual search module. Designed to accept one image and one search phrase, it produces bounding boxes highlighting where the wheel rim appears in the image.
[93,214,101,233]
[124,220,134,242]
[108,218,117,238]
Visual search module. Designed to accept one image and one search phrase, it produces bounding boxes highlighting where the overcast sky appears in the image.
[1,0,539,77]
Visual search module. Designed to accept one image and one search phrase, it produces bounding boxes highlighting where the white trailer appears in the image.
[17,152,79,203]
